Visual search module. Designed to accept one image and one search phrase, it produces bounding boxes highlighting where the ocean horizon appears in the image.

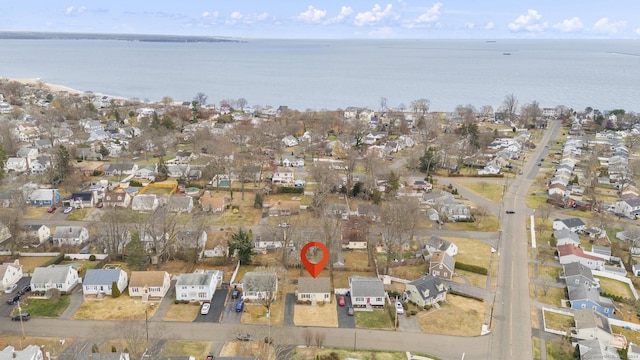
[1,38,639,112]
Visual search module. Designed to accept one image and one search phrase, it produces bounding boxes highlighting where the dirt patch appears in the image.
[418,294,485,336]
[294,303,338,327]
[73,296,160,320]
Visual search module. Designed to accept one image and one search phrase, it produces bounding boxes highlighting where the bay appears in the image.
[1,38,638,112]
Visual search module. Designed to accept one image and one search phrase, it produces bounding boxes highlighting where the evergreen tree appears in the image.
[98,144,110,159]
[125,231,148,271]
[254,192,263,209]
[228,228,254,265]
[157,156,169,181]
[54,145,71,182]
[111,281,121,298]
[0,143,7,180]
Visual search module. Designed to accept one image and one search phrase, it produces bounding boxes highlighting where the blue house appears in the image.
[28,189,61,206]
[568,283,616,318]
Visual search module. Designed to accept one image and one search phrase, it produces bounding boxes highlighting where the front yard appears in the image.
[241,300,284,326]
[418,294,485,336]
[354,309,394,330]
[543,310,573,335]
[15,295,70,317]
[73,295,160,320]
[293,303,338,327]
[162,302,200,321]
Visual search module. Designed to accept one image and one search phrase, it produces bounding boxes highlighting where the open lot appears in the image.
[73,295,160,320]
[457,182,504,203]
[444,236,492,269]
[293,303,338,327]
[543,310,573,334]
[418,294,485,336]
[162,302,200,322]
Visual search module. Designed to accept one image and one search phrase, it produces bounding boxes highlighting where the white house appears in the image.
[349,276,386,307]
[554,229,581,247]
[82,269,128,296]
[131,194,159,212]
[0,345,45,360]
[175,270,223,302]
[128,271,171,299]
[297,277,331,303]
[425,235,458,257]
[614,197,640,219]
[553,218,587,233]
[25,224,51,246]
[4,157,28,173]
[30,265,79,293]
[0,260,23,290]
[52,226,89,246]
[281,135,299,147]
[404,275,447,307]
[558,244,605,271]
[166,195,194,213]
[240,271,278,301]
[271,166,294,185]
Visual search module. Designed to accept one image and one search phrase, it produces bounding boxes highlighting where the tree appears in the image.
[244,269,279,319]
[237,98,248,111]
[502,93,518,121]
[98,144,110,158]
[54,145,72,183]
[410,98,430,116]
[309,163,337,213]
[254,192,263,209]
[380,198,419,274]
[111,281,121,298]
[193,92,208,107]
[125,231,148,271]
[0,143,7,181]
[418,147,441,175]
[157,157,169,181]
[229,228,254,265]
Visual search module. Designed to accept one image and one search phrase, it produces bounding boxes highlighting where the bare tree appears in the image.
[314,331,326,348]
[98,207,134,258]
[480,105,494,121]
[502,93,518,121]
[302,329,314,347]
[521,101,542,128]
[536,203,553,222]
[193,92,208,106]
[309,163,337,213]
[244,269,280,319]
[319,209,343,277]
[237,98,248,112]
[380,198,419,274]
[410,98,430,116]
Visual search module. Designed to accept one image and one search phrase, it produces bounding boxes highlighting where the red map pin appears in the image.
[300,242,329,278]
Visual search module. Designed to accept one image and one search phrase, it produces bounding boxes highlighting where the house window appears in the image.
[439,264,443,269]
[131,288,138,293]
[356,297,364,302]
[581,304,586,309]
[197,292,207,298]
[376,297,382,302]
[301,294,310,299]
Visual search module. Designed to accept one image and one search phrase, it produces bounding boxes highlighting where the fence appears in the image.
[541,306,573,336]
[139,182,178,195]
[592,269,639,300]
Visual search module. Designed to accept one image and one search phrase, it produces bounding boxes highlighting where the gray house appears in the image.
[82,269,128,296]
[404,275,447,307]
[349,276,385,307]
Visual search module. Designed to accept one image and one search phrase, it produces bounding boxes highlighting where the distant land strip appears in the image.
[0,31,244,43]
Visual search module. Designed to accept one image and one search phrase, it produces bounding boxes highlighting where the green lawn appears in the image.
[445,216,499,232]
[526,195,549,210]
[596,276,635,300]
[17,296,71,317]
[354,309,394,330]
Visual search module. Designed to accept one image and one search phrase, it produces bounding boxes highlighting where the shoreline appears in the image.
[2,77,128,102]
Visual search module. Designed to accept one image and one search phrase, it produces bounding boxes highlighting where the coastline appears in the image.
[2,77,128,102]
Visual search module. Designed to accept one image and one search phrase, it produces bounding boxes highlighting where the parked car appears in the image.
[395,301,404,314]
[47,206,57,213]
[231,289,240,299]
[200,302,210,315]
[7,295,20,305]
[235,300,244,312]
[4,284,17,294]
[236,333,253,341]
[338,296,346,306]
[63,207,73,214]
[506,210,515,214]
[17,285,31,296]
[347,306,354,316]
[97,202,104,208]
[11,313,30,322]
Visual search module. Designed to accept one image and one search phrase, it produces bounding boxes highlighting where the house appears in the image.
[267,200,300,216]
[82,119,104,132]
[558,244,605,271]
[128,271,171,299]
[560,262,598,289]
[357,204,381,222]
[404,275,448,307]
[0,260,23,290]
[204,238,228,258]
[548,183,568,197]
[568,283,616,318]
[27,188,60,207]
[16,147,39,161]
[349,276,386,307]
[29,156,51,174]
[131,194,159,212]
[572,309,614,344]
[4,157,28,173]
[174,230,207,260]
[167,164,190,178]
[576,339,621,360]
[104,163,137,177]
[0,224,11,245]
[82,269,128,296]
[271,166,294,185]
[30,265,79,293]
[35,138,53,150]
[240,271,278,301]
[341,217,370,250]
[553,218,587,233]
[254,232,282,250]
[199,192,226,213]
[425,235,458,257]
[296,276,331,304]
[52,226,89,246]
[324,203,349,220]
[166,195,194,213]
[614,197,640,219]
[629,343,640,360]
[439,202,472,222]
[175,270,223,302]
[429,251,455,281]
[281,135,299,147]
[69,191,97,208]
[24,224,51,246]
[0,345,46,360]
[554,229,581,247]
[281,155,305,168]
[103,191,132,208]
[134,164,157,180]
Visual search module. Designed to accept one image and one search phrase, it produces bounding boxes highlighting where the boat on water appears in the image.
[503,52,511,55]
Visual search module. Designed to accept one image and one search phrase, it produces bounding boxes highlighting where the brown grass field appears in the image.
[596,276,635,300]
[444,236,492,269]
[332,270,376,288]
[241,299,284,326]
[418,294,485,336]
[162,302,200,321]
[160,340,211,359]
[293,303,338,327]
[73,296,160,320]
[16,256,57,273]
[543,310,573,334]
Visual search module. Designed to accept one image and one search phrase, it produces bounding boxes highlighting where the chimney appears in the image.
[12,351,16,358]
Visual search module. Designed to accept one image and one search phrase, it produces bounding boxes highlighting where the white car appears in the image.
[4,284,17,294]
[395,301,404,314]
[200,302,211,315]
[63,207,73,214]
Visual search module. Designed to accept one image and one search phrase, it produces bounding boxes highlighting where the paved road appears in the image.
[489,120,562,360]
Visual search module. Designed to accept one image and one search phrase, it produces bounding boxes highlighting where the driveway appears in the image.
[59,288,84,319]
[193,285,228,323]
[221,295,243,324]
[1,277,31,317]
[397,312,422,333]
[284,293,295,325]
[335,294,355,328]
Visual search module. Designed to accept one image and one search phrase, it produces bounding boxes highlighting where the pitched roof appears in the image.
[407,275,446,301]
[53,226,87,239]
[83,269,124,286]
[175,271,218,287]
[297,277,330,294]
[241,272,277,292]
[574,308,612,334]
[558,244,604,262]
[349,276,385,298]
[167,195,193,209]
[430,251,455,270]
[31,265,74,284]
[426,235,453,252]
[562,262,594,281]
[554,228,579,242]
[557,217,586,228]
[129,271,168,288]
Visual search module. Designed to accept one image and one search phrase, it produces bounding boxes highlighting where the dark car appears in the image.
[236,333,253,341]
[17,285,31,296]
[235,300,244,312]
[7,295,20,305]
[506,210,515,214]
[347,307,354,316]
[47,206,57,213]
[231,289,240,299]
[11,313,30,321]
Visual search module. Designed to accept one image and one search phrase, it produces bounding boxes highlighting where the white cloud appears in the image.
[65,6,74,15]
[77,6,86,14]
[296,6,327,24]
[354,4,396,27]
[553,17,583,32]
[484,22,494,30]
[636,27,640,35]
[327,6,354,24]
[592,17,626,34]
[508,9,547,32]
[414,2,443,24]
[202,11,219,19]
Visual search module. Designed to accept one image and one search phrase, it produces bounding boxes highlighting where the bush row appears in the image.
[449,290,484,302]
[454,261,488,275]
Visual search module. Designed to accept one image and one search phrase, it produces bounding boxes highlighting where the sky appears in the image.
[2,1,640,39]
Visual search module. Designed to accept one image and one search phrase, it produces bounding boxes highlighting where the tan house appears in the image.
[103,191,132,207]
[128,271,171,300]
[267,199,301,216]
[297,277,331,304]
[429,251,455,281]
[200,191,227,213]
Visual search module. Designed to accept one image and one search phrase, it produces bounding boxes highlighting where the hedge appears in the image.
[449,290,484,302]
[277,186,304,194]
[454,261,488,275]
[42,253,65,267]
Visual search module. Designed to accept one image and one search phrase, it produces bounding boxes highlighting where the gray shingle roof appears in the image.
[349,276,385,298]
[53,226,86,239]
[562,262,594,281]
[83,269,124,286]
[297,277,330,294]
[31,265,73,284]
[176,272,216,287]
[574,308,612,334]
[407,275,446,301]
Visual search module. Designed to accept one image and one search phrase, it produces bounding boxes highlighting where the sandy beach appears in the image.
[4,77,85,95]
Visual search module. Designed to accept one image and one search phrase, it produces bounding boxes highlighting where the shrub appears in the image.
[174,299,180,304]
[129,180,143,187]
[277,186,304,194]
[449,290,484,302]
[89,254,96,261]
[64,255,72,261]
[409,310,418,316]
[111,281,121,298]
[454,262,488,275]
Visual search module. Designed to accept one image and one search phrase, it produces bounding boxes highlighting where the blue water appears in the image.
[1,39,639,112]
